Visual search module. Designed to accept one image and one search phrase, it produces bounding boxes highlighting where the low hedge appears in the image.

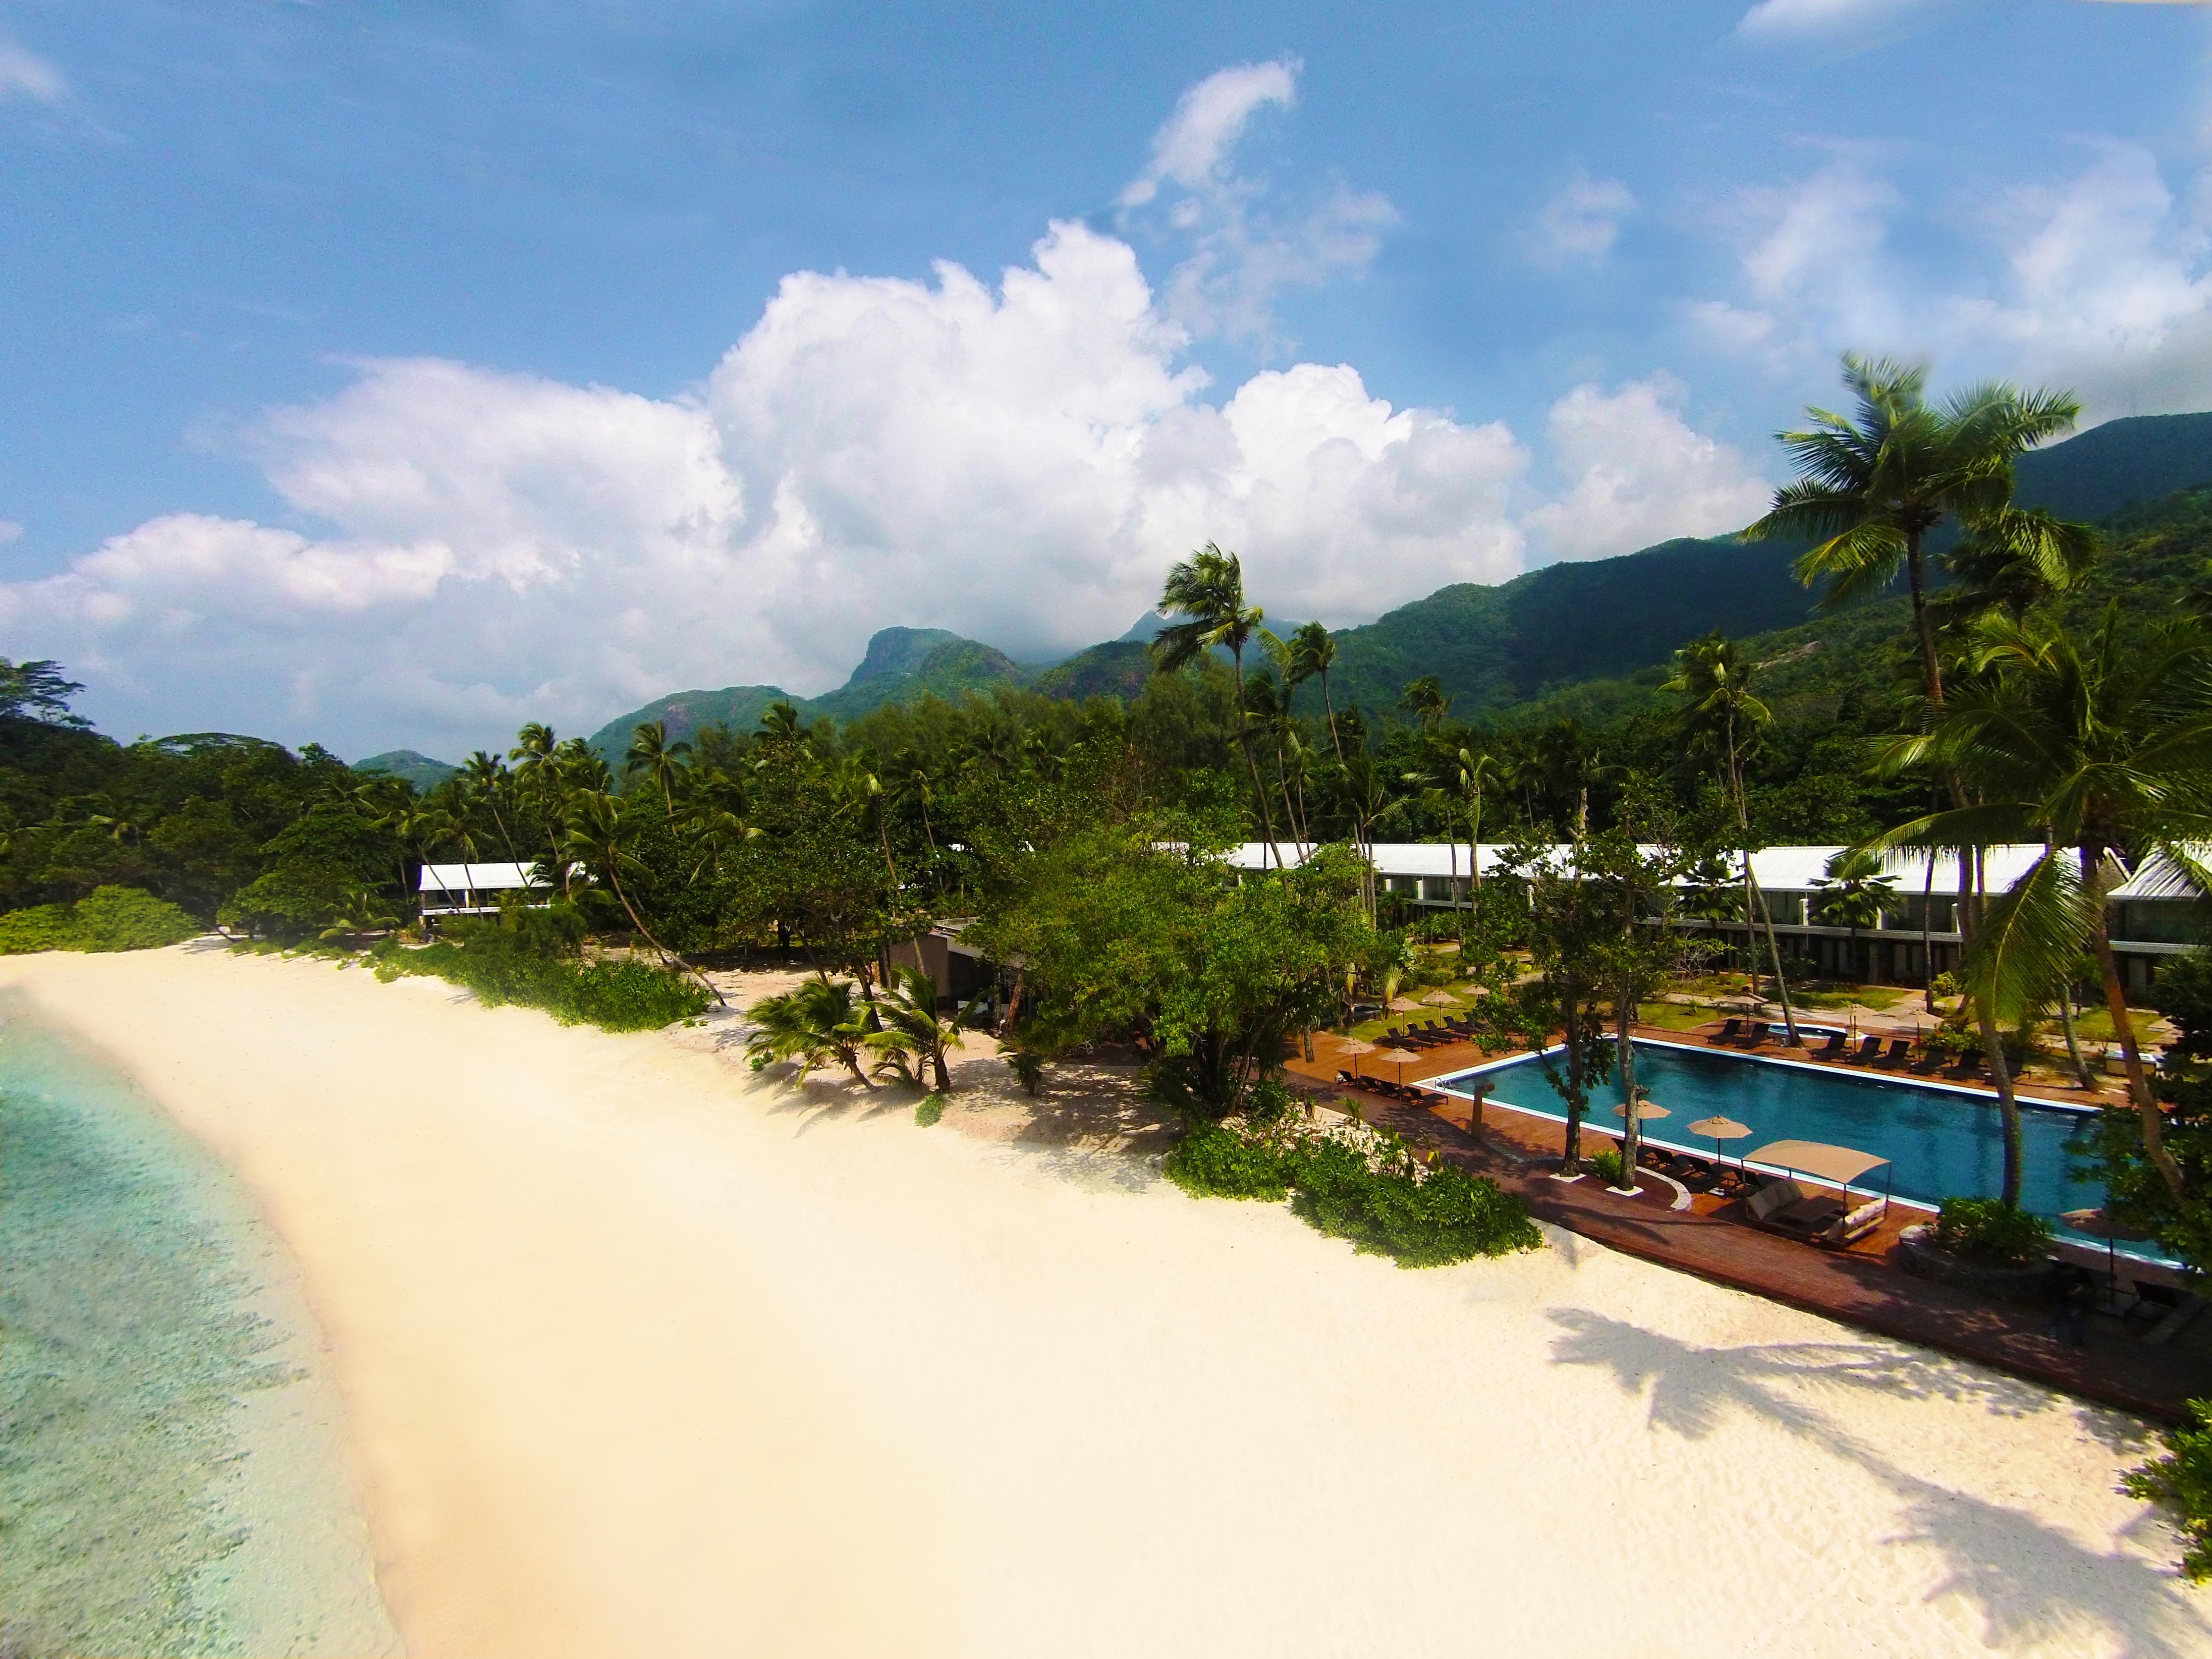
[1166,1119,1542,1268]
[2125,1398,2212,1582]
[0,887,201,955]
[1933,1196,2055,1265]
[372,939,708,1032]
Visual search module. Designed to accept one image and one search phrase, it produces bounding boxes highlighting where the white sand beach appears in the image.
[3,945,2205,1659]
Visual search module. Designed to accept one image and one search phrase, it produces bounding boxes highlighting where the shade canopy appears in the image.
[1388,997,1424,1012]
[2061,1207,2155,1243]
[1747,1139,1891,1187]
[1687,1115,1752,1141]
[1371,1047,1421,1064]
[1612,1099,1670,1121]
[1336,1038,1378,1056]
[1421,990,1460,1006]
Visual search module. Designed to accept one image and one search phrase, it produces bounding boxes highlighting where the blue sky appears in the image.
[4,0,2210,756]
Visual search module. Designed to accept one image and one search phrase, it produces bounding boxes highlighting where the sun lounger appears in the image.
[1334,1069,1358,1087]
[1817,1031,1847,1057]
[1711,1017,1742,1043]
[1744,1178,1808,1223]
[1882,1038,1912,1066]
[1853,1035,1883,1064]
[1743,1021,1772,1047]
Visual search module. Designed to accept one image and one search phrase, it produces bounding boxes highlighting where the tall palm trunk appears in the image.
[1728,716,1799,1044]
[1561,979,1585,1174]
[609,867,725,1005]
[1228,645,1277,867]
[1615,989,1641,1187]
[1320,669,1345,765]
[1956,844,2023,1207]
[1919,850,1939,1014]
[2081,840,2184,1200]
[1905,529,1945,708]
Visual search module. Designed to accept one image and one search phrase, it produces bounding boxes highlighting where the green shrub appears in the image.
[914,1092,947,1127]
[1588,1148,1627,1186]
[373,938,707,1032]
[1933,1197,2055,1264]
[1286,1136,1542,1268]
[1165,1122,1294,1200]
[0,887,200,955]
[2123,1399,2212,1582]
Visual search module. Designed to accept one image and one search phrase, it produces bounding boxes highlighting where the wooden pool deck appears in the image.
[1287,1022,2207,1425]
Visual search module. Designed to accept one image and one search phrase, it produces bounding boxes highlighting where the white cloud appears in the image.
[1529,171,1637,268]
[1522,378,1773,563]
[1118,60,1396,352]
[1692,143,2212,417]
[0,36,65,104]
[1735,0,1933,43]
[3,223,1541,754]
[0,519,21,545]
[1120,60,1299,208]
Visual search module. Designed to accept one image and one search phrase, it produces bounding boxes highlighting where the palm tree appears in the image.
[1331,755,1391,921]
[831,755,902,889]
[1744,353,2086,708]
[1284,620,1346,764]
[461,751,523,864]
[1810,846,1895,984]
[1664,632,1802,1045]
[1152,543,1276,861]
[744,977,872,1088]
[1873,606,2212,1205]
[756,701,805,743]
[1453,747,1499,931]
[561,790,724,1004]
[1399,675,1451,736]
[862,966,978,1093]
[624,721,691,815]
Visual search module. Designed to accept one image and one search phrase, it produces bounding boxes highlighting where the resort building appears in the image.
[418,861,556,919]
[1225,842,2205,994]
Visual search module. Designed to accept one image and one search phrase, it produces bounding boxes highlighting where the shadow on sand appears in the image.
[1546,1308,2204,1656]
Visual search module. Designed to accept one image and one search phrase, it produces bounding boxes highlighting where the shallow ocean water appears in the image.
[0,999,401,1658]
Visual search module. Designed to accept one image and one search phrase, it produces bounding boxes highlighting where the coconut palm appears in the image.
[1152,543,1277,860]
[461,750,523,863]
[862,966,979,1093]
[1744,353,2086,708]
[1283,620,1346,763]
[1811,846,1896,985]
[561,790,724,1004]
[1664,631,1802,1044]
[743,977,872,1088]
[1398,675,1451,736]
[1872,606,2212,1204]
[756,701,805,743]
[624,721,691,816]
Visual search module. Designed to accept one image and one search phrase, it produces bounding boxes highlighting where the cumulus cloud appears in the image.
[0,35,64,104]
[3,223,1543,754]
[0,519,22,545]
[1118,59,1397,351]
[1529,171,1637,268]
[1521,378,1772,563]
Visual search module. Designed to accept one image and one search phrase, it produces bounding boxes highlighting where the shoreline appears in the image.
[4,945,2205,1656]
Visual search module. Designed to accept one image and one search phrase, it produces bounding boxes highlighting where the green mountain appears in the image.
[579,411,2212,754]
[356,749,458,789]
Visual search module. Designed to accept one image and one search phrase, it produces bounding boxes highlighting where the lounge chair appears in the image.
[1334,1069,1358,1088]
[1817,1031,1847,1058]
[1711,1017,1742,1043]
[1674,1154,1715,1186]
[1853,1035,1884,1064]
[1743,1021,1772,1047]
[1882,1038,1912,1067]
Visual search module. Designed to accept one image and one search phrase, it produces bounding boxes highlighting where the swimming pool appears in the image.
[1431,1039,2165,1261]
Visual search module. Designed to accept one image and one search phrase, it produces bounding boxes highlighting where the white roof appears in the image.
[1224,840,2056,895]
[2112,846,2211,902]
[418,861,546,892]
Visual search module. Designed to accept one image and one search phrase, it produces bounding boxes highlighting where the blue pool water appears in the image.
[1440,1040,2152,1256]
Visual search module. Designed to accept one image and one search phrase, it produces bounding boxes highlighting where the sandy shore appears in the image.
[3,946,2205,1658]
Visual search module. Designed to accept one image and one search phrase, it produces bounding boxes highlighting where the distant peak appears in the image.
[848,626,968,686]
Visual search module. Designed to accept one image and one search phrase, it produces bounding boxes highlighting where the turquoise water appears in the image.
[0,1003,398,1658]
[1444,1041,2126,1242]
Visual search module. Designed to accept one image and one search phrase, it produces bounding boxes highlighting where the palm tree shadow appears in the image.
[1546,1309,2206,1656]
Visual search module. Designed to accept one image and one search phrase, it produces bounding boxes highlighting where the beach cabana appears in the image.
[1741,1139,1892,1247]
[419,861,555,918]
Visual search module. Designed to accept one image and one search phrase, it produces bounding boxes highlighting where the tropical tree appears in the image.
[1664,632,1801,1043]
[744,977,873,1088]
[1152,543,1277,860]
[1873,606,2212,1206]
[461,750,523,863]
[863,965,978,1093]
[561,790,724,1004]
[624,721,691,815]
[1810,846,1895,984]
[1399,674,1451,736]
[1744,353,2087,708]
[1282,620,1346,763]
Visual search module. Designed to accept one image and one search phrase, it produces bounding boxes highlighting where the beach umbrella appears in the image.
[1687,1114,1752,1171]
[1337,1036,1377,1078]
[1612,1099,1670,1121]
[2061,1206,2156,1305]
[1421,990,1459,1006]
[1388,997,1423,1012]
[1371,1045,1421,1079]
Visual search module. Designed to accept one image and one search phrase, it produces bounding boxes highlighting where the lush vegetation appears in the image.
[1163,1117,1542,1268]
[2122,1400,2212,1582]
[0,885,201,955]
[1930,1197,2056,1265]
[370,905,709,1032]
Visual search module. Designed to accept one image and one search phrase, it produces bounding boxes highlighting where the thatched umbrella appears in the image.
[2061,1206,2156,1305]
[1388,997,1423,1012]
[1336,1036,1377,1078]
[1370,1045,1421,1081]
[1421,990,1459,1006]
